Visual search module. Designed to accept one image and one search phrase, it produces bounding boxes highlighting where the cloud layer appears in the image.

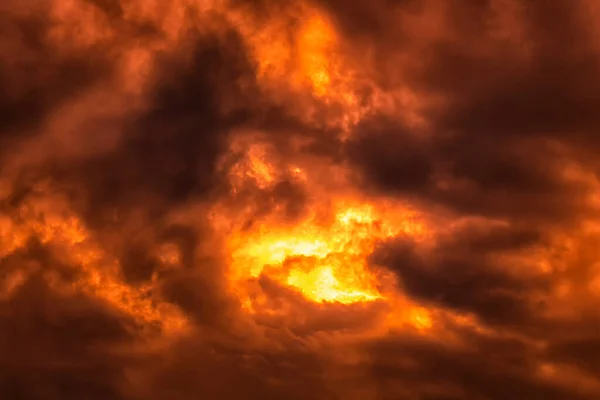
[2,0,600,399]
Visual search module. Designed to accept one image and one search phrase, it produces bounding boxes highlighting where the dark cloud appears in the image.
[130,335,333,400]
[549,336,600,374]
[346,121,594,224]
[343,0,600,224]
[314,0,414,40]
[85,0,124,18]
[0,268,136,400]
[422,15,600,145]
[0,10,110,140]
[373,224,549,326]
[56,31,255,225]
[345,120,434,192]
[366,329,593,400]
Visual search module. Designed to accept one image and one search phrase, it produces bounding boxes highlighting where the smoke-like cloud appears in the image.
[3,0,600,399]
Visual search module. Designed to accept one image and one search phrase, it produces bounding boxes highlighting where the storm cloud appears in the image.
[2,0,600,399]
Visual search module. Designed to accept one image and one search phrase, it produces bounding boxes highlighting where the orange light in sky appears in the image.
[225,195,426,305]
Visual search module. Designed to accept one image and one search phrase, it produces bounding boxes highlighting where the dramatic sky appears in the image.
[3,0,600,399]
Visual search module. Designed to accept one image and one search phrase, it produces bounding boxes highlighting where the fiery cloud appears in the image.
[2,0,600,399]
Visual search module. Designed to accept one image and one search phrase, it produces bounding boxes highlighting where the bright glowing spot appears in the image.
[287,265,381,303]
[227,200,426,305]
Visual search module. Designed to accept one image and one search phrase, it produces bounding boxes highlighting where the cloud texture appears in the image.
[3,0,600,399]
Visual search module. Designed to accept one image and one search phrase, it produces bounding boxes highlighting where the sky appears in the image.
[2,0,600,399]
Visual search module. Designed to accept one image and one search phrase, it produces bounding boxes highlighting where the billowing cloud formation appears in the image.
[3,0,600,399]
